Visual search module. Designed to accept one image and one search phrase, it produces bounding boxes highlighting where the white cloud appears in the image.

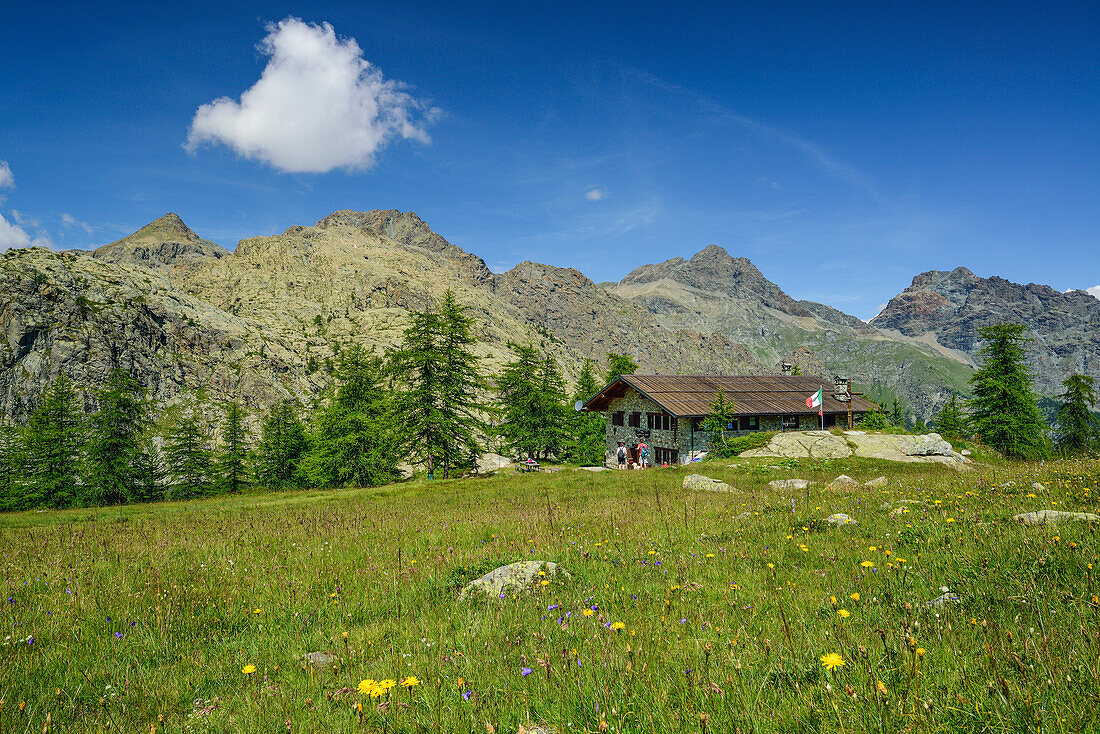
[585,187,607,201]
[1087,285,1100,300]
[61,213,93,234]
[186,17,436,173]
[0,212,50,251]
[0,160,13,190]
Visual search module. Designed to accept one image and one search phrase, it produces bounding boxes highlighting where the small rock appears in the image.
[863,476,887,488]
[960,449,972,456]
[1000,481,1017,488]
[926,592,961,608]
[826,474,860,490]
[907,433,954,457]
[769,478,810,490]
[734,511,753,521]
[683,474,731,492]
[460,560,570,599]
[578,466,609,472]
[301,651,338,669]
[1030,482,1044,491]
[825,513,857,526]
[519,726,558,734]
[1014,510,1100,526]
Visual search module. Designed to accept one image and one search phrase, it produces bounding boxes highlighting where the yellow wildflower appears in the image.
[820,652,845,671]
[379,679,397,690]
[583,609,594,617]
[837,609,850,618]
[357,679,376,694]
[850,593,860,601]
[861,561,874,568]
[401,676,420,688]
[611,622,626,630]
[242,664,257,675]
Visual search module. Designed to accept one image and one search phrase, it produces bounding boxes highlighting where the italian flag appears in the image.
[806,388,823,415]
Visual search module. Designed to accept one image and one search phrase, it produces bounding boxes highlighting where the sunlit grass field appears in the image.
[2,455,1099,733]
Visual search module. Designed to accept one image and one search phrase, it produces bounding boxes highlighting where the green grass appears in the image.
[2,456,1099,732]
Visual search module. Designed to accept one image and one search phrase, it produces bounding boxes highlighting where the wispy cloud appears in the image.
[61,213,93,234]
[584,186,607,201]
[186,17,439,173]
[0,212,51,251]
[0,160,13,190]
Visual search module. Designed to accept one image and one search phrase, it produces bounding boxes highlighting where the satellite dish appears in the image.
[574,400,585,412]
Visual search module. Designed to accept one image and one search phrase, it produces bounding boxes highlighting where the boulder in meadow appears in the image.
[825,513,857,526]
[683,474,731,492]
[864,476,888,488]
[826,474,860,490]
[460,560,570,599]
[769,478,810,490]
[1014,510,1100,526]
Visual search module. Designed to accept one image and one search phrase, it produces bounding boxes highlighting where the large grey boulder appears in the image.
[907,433,954,457]
[460,561,570,599]
[683,474,731,492]
[1014,510,1100,526]
[826,475,860,490]
[769,478,810,490]
[301,651,339,669]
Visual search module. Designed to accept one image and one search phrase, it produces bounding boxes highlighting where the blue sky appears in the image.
[2,1,1098,318]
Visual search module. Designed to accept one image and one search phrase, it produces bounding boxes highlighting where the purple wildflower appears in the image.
[521,667,533,677]
[115,632,123,639]
[462,690,473,701]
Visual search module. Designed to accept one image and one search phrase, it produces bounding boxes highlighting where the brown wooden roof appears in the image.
[582,374,877,417]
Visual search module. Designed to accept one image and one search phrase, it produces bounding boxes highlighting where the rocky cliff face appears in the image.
[871,267,1100,395]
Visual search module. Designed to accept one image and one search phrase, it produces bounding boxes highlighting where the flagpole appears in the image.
[820,387,824,431]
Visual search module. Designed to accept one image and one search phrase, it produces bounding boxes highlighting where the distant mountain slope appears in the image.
[610,245,976,416]
[11,209,1086,424]
[871,267,1100,396]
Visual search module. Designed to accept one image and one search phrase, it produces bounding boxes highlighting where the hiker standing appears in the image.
[639,442,649,468]
[616,441,627,469]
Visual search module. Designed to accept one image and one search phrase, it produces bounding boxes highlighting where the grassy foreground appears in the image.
[1,456,1099,733]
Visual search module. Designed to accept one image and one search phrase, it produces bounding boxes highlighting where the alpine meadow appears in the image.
[4,2,1100,733]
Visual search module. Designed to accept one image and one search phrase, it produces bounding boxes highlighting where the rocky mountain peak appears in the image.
[315,209,492,284]
[92,213,228,269]
[621,244,810,317]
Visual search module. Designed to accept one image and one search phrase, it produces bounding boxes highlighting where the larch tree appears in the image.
[390,291,488,479]
[934,393,967,438]
[215,401,250,493]
[497,343,568,460]
[21,375,85,508]
[162,401,214,500]
[86,369,148,505]
[1055,374,1099,454]
[301,346,400,488]
[254,400,309,489]
[966,323,1050,459]
[565,359,606,465]
[605,353,639,386]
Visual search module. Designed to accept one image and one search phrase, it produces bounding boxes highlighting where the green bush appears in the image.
[711,431,776,457]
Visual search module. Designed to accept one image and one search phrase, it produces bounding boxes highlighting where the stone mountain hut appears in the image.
[580,374,876,466]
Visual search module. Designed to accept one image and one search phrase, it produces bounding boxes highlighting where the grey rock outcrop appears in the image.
[683,474,731,492]
[825,513,857,526]
[907,433,954,457]
[826,475,860,490]
[769,479,811,490]
[460,561,569,599]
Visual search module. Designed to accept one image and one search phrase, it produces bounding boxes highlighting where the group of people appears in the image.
[616,439,650,470]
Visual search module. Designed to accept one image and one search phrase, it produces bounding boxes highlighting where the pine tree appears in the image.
[0,421,23,512]
[605,353,639,386]
[1055,375,1100,454]
[215,402,250,493]
[498,343,568,460]
[130,433,164,503]
[934,394,967,437]
[564,359,606,465]
[967,323,1051,459]
[890,398,909,429]
[21,376,85,508]
[701,389,738,455]
[162,403,213,499]
[254,400,309,489]
[301,346,400,488]
[390,291,489,479]
[86,369,148,505]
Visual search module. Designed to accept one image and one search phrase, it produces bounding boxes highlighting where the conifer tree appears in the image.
[605,353,638,386]
[162,403,213,499]
[565,359,606,465]
[702,389,738,455]
[21,376,85,508]
[497,343,568,460]
[1055,375,1100,454]
[301,346,400,488]
[254,400,308,489]
[86,369,148,505]
[0,421,23,512]
[967,323,1050,459]
[390,291,488,478]
[215,402,250,493]
[934,393,967,437]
